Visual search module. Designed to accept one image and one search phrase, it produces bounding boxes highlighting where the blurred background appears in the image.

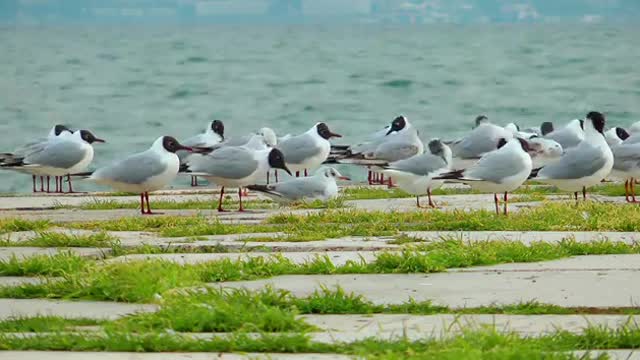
[0,0,639,192]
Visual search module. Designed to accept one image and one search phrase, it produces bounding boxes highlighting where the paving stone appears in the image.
[301,314,640,341]
[0,299,158,320]
[572,350,640,360]
[0,247,110,261]
[0,276,51,287]
[216,255,640,308]
[0,352,352,360]
[403,230,640,244]
[449,254,640,273]
[111,251,383,266]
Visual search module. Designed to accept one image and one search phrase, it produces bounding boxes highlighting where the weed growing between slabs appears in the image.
[1,238,640,302]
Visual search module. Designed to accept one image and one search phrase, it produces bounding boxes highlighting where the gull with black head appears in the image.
[80,136,207,214]
[277,122,341,177]
[178,119,225,187]
[186,143,292,212]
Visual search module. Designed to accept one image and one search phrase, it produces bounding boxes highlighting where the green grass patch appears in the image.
[111,287,312,333]
[0,219,50,234]
[268,202,640,232]
[69,197,276,211]
[3,324,640,357]
[2,238,639,303]
[0,316,100,332]
[0,252,90,277]
[0,232,118,248]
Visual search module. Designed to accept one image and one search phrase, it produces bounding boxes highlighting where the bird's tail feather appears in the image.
[433,169,465,180]
[246,184,282,198]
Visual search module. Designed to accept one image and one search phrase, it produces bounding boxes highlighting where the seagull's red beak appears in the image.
[338,176,350,181]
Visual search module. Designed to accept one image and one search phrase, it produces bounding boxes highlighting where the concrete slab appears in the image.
[111,251,383,266]
[449,254,640,273]
[0,277,51,287]
[572,350,640,360]
[301,314,640,342]
[0,299,158,320]
[216,255,640,308]
[0,352,352,360]
[404,230,640,244]
[0,247,110,261]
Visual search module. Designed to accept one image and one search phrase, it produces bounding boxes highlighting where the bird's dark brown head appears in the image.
[162,136,192,153]
[616,127,630,141]
[316,123,341,140]
[386,116,407,135]
[540,122,554,136]
[586,111,606,134]
[79,130,105,144]
[428,139,445,155]
[211,120,225,139]
[268,148,292,175]
[54,124,71,136]
[474,115,488,128]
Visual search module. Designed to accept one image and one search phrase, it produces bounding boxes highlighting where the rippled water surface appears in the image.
[1,24,639,192]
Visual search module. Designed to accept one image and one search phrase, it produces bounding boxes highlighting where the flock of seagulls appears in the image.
[1,110,638,215]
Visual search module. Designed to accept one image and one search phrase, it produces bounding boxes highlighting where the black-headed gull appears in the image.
[277,122,341,178]
[247,166,349,203]
[178,120,225,187]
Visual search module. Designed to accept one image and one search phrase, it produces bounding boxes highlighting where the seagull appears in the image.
[246,166,349,203]
[1,129,105,193]
[448,115,514,170]
[543,119,585,150]
[610,142,640,203]
[436,137,533,215]
[530,112,613,201]
[82,136,205,214]
[604,127,630,147]
[0,124,73,193]
[334,116,423,186]
[277,122,341,177]
[178,120,225,187]
[186,145,292,212]
[382,139,452,208]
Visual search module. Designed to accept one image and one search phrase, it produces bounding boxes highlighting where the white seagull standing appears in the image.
[84,136,205,214]
[187,145,292,212]
[0,124,73,193]
[531,112,613,201]
[609,141,640,202]
[382,139,452,208]
[330,116,424,186]
[178,120,225,187]
[277,122,341,177]
[247,167,349,203]
[436,137,533,215]
[1,129,105,193]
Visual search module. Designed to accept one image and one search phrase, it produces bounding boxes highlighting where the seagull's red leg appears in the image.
[387,177,394,188]
[140,193,146,214]
[494,193,500,215]
[632,178,637,203]
[380,174,384,185]
[625,180,630,202]
[428,188,436,208]
[295,171,300,178]
[267,171,270,185]
[217,187,226,212]
[40,176,44,192]
[144,192,153,215]
[67,175,74,193]
[304,169,308,177]
[582,186,587,201]
[32,175,37,193]
[503,191,508,215]
[46,176,50,193]
[416,196,421,208]
[275,170,279,182]
[238,187,245,212]
[367,170,373,185]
